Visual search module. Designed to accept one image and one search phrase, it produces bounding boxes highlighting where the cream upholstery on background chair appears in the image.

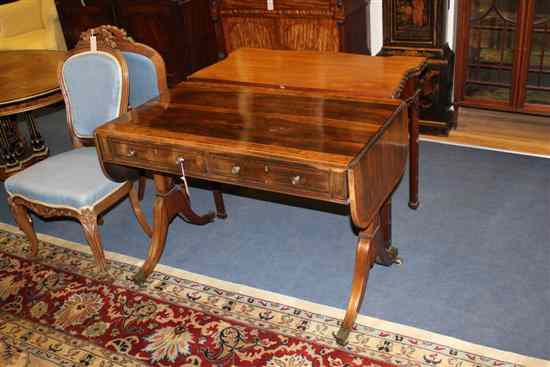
[0,0,67,50]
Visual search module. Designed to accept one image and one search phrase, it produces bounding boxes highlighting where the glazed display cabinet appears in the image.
[454,0,550,115]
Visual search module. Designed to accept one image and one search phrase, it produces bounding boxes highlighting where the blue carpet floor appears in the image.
[1,108,549,359]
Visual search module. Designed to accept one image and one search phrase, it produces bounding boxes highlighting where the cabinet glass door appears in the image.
[524,0,550,107]
[464,0,518,103]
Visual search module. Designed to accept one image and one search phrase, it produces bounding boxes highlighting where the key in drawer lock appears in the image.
[127,149,136,158]
[231,165,241,175]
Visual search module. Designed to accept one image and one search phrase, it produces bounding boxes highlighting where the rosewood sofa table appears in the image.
[95,82,409,345]
[188,48,426,209]
[0,50,66,180]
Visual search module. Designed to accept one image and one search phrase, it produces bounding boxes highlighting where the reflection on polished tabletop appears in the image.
[0,50,66,106]
[95,81,409,344]
[189,48,426,209]
[189,48,426,99]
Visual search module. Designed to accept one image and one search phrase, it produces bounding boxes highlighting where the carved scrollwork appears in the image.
[77,25,135,50]
[10,196,80,219]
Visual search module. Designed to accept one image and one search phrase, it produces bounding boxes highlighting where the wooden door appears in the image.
[55,0,115,49]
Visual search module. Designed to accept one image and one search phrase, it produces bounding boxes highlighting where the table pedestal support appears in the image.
[133,174,218,284]
[334,201,400,345]
[0,112,48,180]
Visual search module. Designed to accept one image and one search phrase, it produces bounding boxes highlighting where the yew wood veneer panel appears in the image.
[189,48,426,99]
[95,82,406,204]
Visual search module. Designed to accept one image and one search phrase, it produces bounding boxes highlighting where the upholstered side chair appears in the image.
[75,25,227,218]
[5,48,152,271]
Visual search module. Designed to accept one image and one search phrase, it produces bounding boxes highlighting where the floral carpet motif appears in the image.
[0,226,542,367]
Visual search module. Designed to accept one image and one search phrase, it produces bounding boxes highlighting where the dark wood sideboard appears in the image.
[210,0,371,58]
[378,0,455,135]
[55,0,218,85]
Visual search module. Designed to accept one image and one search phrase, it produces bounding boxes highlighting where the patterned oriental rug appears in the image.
[0,224,547,367]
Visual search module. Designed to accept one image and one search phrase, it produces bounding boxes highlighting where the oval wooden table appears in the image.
[0,50,66,180]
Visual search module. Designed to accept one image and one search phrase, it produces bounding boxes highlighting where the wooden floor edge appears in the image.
[420,136,550,159]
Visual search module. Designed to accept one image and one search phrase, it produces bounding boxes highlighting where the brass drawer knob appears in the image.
[231,165,241,175]
[291,175,301,185]
[127,149,136,158]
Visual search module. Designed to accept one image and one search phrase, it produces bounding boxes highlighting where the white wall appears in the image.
[370,0,457,54]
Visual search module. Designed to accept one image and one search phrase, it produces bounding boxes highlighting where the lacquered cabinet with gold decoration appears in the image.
[454,0,550,115]
[209,0,371,58]
[378,0,455,135]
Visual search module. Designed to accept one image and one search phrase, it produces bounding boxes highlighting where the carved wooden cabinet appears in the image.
[55,0,218,85]
[454,0,550,115]
[55,0,115,48]
[378,0,454,135]
[210,0,371,58]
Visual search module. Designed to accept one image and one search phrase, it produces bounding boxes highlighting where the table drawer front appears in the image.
[108,140,206,175]
[207,153,330,194]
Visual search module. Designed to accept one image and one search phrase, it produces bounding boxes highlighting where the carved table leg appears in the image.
[377,199,401,266]
[334,211,401,346]
[0,117,21,168]
[334,216,381,345]
[213,190,227,219]
[24,112,47,154]
[133,174,216,284]
[408,93,420,210]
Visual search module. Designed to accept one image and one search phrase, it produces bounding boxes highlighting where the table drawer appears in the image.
[207,153,330,194]
[108,140,206,175]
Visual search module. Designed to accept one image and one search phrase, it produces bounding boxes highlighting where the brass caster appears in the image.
[133,269,147,285]
[375,245,401,266]
[333,327,350,346]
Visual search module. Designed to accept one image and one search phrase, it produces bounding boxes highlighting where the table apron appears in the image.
[97,136,350,204]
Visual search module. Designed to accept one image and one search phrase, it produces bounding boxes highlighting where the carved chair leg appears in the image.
[128,184,153,237]
[8,198,39,257]
[80,210,107,271]
[334,218,381,346]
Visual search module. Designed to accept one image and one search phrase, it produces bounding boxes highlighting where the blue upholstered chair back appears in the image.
[123,51,160,108]
[61,51,125,139]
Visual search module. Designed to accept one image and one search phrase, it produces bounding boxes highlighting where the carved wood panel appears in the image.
[211,0,370,57]
[222,17,278,50]
[279,18,340,52]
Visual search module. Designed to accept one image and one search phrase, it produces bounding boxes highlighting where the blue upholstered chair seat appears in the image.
[5,147,125,210]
